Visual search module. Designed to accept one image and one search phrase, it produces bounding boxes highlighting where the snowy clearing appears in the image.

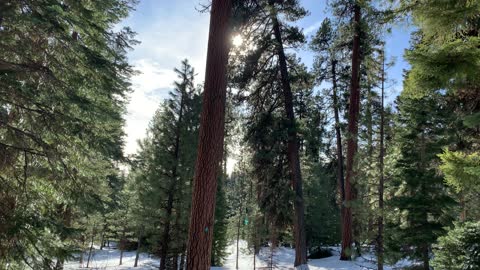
[66,241,413,269]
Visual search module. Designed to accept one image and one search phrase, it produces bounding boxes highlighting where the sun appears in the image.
[232,34,243,47]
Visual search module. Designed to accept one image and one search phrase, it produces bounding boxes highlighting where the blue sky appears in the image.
[120,0,412,155]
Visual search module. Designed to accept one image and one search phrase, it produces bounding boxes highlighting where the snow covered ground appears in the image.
[65,241,413,269]
[64,245,160,269]
[213,241,413,270]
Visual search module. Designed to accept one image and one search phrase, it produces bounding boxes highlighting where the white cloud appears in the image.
[123,59,177,155]
[121,2,210,155]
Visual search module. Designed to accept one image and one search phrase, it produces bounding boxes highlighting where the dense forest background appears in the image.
[0,0,479,270]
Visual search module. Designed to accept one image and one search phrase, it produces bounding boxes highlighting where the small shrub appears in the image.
[307,247,333,259]
[432,222,480,270]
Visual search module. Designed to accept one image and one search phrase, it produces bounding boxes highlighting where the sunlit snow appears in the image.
[66,241,414,269]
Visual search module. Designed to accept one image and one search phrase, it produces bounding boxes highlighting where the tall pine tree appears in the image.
[386,93,455,270]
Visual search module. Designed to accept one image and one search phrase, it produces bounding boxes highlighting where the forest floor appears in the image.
[65,241,414,269]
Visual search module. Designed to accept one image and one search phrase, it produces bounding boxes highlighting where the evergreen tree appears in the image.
[229,1,310,266]
[386,93,455,270]
[246,110,293,246]
[341,1,361,259]
[395,0,480,225]
[439,150,480,221]
[211,174,229,267]
[0,0,137,268]
[304,162,340,248]
[131,59,201,269]
[324,0,391,259]
[432,221,480,270]
[310,18,348,236]
[211,78,239,268]
[2,1,478,269]
[386,2,480,268]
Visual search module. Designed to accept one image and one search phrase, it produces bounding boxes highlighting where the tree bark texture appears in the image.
[186,0,232,269]
[271,14,308,269]
[341,3,361,261]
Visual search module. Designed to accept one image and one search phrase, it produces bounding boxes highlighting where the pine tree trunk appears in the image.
[422,245,429,270]
[119,229,126,265]
[332,60,345,206]
[332,60,345,262]
[134,227,143,267]
[119,248,124,266]
[366,82,373,244]
[100,224,106,251]
[161,82,187,270]
[366,84,373,159]
[173,201,184,270]
[377,49,385,270]
[160,192,175,270]
[331,60,347,252]
[270,12,308,270]
[80,235,85,268]
[253,245,256,270]
[341,3,361,261]
[186,0,232,268]
[86,229,95,268]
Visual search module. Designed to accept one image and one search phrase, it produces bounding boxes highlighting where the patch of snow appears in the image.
[295,264,310,270]
[64,248,159,269]
[66,240,413,269]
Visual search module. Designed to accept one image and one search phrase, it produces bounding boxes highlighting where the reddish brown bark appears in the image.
[186,0,232,269]
[271,15,308,269]
[341,3,361,261]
